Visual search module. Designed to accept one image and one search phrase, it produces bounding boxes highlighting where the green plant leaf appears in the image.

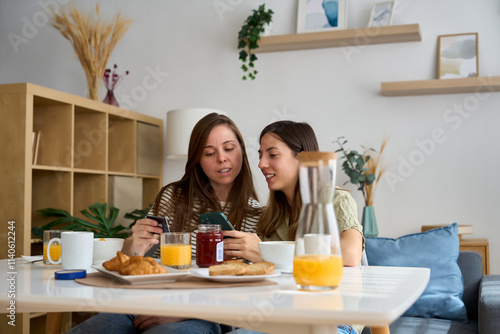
[237,3,273,80]
[237,39,247,49]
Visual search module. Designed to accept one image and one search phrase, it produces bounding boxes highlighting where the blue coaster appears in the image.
[55,269,87,280]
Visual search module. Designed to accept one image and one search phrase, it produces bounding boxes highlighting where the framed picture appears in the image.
[438,33,478,79]
[368,1,395,27]
[297,0,348,33]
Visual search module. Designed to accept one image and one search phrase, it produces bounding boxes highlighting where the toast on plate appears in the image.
[208,261,275,276]
[209,263,249,276]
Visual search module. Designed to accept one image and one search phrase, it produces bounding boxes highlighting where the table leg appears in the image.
[46,312,62,334]
[370,325,390,334]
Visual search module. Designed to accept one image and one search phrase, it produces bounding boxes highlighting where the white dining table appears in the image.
[0,258,429,334]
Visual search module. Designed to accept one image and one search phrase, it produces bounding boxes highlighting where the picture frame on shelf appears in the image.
[297,0,347,33]
[368,1,395,27]
[438,33,478,79]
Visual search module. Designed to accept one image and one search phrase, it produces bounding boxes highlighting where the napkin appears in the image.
[22,255,43,263]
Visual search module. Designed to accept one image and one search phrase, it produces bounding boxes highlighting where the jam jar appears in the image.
[196,224,224,267]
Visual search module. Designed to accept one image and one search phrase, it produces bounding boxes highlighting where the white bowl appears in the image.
[93,238,125,265]
[258,241,295,271]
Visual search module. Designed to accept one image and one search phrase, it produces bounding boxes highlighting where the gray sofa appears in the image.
[362,251,500,334]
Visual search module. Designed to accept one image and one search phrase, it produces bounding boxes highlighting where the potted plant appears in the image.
[32,202,131,240]
[333,137,387,236]
[237,4,274,80]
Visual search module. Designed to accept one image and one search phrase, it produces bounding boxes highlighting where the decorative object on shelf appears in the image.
[103,64,129,107]
[32,131,41,165]
[368,1,395,27]
[438,33,478,79]
[334,137,387,237]
[237,4,274,80]
[52,5,131,101]
[297,0,347,33]
[166,108,227,159]
[32,202,130,240]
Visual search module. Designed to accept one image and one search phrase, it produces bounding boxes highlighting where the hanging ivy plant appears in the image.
[237,4,274,80]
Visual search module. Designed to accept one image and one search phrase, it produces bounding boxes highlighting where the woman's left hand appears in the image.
[222,230,264,263]
[133,315,187,330]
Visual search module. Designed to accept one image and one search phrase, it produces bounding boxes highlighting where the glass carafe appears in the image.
[293,151,343,291]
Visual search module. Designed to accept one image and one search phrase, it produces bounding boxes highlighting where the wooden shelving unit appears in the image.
[381,76,500,96]
[0,83,164,260]
[253,24,421,53]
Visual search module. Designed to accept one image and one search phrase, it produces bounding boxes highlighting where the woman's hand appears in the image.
[222,230,264,263]
[122,218,163,256]
[134,315,187,330]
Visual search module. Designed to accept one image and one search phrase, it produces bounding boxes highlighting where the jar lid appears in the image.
[55,269,87,280]
[198,224,221,231]
[298,151,337,164]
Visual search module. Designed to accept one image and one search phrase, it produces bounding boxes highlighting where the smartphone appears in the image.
[146,215,170,233]
[198,212,235,231]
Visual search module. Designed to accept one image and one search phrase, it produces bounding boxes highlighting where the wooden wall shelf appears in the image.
[381,76,500,96]
[253,24,421,53]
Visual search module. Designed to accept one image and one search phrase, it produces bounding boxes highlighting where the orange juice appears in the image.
[161,244,191,267]
[293,254,343,288]
[43,243,61,264]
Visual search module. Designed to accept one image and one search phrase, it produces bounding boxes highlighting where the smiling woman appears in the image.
[68,112,262,334]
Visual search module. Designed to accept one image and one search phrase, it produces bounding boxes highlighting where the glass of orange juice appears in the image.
[43,230,63,265]
[294,152,343,291]
[161,232,192,269]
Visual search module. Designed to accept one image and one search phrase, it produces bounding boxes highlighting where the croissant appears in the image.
[118,255,167,275]
[102,251,130,271]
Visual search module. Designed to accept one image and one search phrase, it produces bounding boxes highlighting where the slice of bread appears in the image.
[247,262,275,275]
[209,263,249,276]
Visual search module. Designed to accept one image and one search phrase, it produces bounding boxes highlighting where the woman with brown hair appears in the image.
[224,120,363,266]
[69,113,261,334]
[224,120,365,334]
[123,112,261,258]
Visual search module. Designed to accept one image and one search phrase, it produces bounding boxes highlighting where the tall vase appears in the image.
[362,206,378,237]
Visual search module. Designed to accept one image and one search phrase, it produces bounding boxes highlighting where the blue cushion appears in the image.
[365,223,467,322]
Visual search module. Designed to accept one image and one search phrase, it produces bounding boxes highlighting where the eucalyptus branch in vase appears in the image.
[333,137,376,205]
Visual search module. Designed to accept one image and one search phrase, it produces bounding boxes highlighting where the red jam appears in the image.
[196,224,224,267]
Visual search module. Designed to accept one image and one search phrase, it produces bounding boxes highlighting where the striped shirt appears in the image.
[152,184,262,259]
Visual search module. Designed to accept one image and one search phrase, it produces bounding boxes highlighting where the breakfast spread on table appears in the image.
[209,261,275,276]
[103,251,167,275]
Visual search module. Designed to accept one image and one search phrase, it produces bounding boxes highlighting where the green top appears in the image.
[262,188,365,249]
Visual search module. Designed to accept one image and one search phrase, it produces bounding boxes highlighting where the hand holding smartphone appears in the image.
[146,215,170,233]
[198,212,235,231]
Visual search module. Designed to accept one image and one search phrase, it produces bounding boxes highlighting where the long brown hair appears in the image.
[257,121,319,240]
[153,113,259,232]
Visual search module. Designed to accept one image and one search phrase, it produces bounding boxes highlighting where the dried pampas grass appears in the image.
[363,139,387,207]
[52,5,131,100]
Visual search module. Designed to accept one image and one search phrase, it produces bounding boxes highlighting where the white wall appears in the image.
[1,0,499,274]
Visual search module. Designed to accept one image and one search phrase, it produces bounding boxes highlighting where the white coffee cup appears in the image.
[48,231,94,270]
[304,234,331,255]
[258,241,295,272]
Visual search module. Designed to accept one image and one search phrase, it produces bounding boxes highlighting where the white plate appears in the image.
[92,265,189,285]
[190,268,281,283]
